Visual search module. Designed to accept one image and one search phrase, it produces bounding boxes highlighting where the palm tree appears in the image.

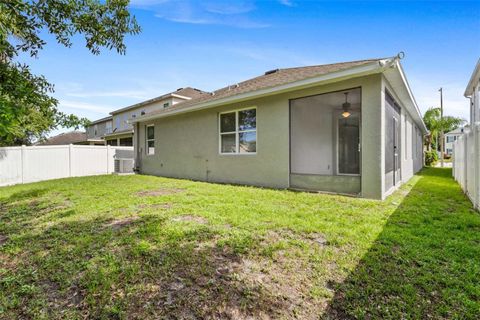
[423,107,465,151]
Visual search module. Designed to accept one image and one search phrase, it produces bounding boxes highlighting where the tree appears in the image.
[423,107,465,151]
[0,0,140,146]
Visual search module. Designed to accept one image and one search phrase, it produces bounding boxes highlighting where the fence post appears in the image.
[107,144,111,174]
[476,124,480,210]
[69,144,73,177]
[21,145,26,184]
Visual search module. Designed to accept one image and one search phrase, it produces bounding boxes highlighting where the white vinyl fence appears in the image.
[0,145,134,187]
[453,124,480,210]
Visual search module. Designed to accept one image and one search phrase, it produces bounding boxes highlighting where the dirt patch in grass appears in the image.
[104,216,139,230]
[263,228,329,247]
[39,279,86,316]
[137,203,172,210]
[124,244,323,319]
[0,234,8,246]
[136,188,184,197]
[172,215,208,224]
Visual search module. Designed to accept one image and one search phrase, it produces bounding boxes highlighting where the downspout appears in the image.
[133,122,140,173]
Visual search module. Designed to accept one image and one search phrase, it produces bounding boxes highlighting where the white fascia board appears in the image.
[464,58,480,97]
[110,95,176,116]
[171,94,192,100]
[131,60,392,124]
[395,61,429,134]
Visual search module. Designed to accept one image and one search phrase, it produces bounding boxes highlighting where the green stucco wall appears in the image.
[136,74,384,199]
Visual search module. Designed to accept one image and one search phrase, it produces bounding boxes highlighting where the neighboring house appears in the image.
[131,55,427,200]
[37,131,98,145]
[453,58,480,209]
[85,116,112,145]
[444,127,465,156]
[86,87,207,146]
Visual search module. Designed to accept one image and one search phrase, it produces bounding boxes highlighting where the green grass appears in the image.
[0,168,478,319]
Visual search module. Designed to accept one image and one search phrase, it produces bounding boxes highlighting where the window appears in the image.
[163,102,170,108]
[120,137,133,146]
[219,108,256,154]
[105,121,112,134]
[146,125,155,155]
[107,139,117,146]
[446,136,455,143]
[116,117,121,130]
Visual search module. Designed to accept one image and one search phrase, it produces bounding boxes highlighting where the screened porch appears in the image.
[289,88,362,194]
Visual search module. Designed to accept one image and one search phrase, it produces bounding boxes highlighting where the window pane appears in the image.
[120,137,133,146]
[147,126,154,139]
[338,116,360,174]
[239,131,256,153]
[221,134,236,153]
[147,140,155,155]
[239,109,256,130]
[220,113,236,133]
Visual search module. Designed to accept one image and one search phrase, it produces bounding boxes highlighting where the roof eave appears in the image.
[394,60,429,134]
[89,116,113,125]
[110,95,177,115]
[464,58,480,97]
[103,130,134,138]
[131,59,393,124]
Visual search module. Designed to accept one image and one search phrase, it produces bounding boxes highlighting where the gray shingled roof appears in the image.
[139,59,382,119]
[110,87,209,115]
[38,131,87,145]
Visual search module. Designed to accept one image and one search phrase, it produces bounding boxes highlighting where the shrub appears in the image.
[425,150,438,166]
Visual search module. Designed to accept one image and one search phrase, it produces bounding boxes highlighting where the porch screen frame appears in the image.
[288,86,362,177]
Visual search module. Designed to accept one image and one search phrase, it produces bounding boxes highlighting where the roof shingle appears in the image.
[140,59,383,119]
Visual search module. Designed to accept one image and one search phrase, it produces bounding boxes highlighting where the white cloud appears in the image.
[66,90,151,100]
[278,0,294,7]
[59,100,115,114]
[203,2,256,15]
[188,42,320,67]
[138,0,270,28]
[129,0,170,7]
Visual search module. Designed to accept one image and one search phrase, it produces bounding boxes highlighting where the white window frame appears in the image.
[146,124,155,156]
[335,111,361,176]
[219,107,257,155]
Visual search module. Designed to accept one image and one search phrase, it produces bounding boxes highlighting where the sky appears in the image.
[20,0,480,136]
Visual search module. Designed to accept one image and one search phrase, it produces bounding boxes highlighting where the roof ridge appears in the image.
[278,58,389,71]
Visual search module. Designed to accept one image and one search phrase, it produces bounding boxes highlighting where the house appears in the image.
[86,88,208,146]
[38,131,102,146]
[453,58,480,209]
[466,58,480,125]
[85,116,112,145]
[130,55,427,200]
[444,127,465,156]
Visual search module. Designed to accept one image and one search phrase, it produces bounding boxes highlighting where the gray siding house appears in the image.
[131,56,427,199]
[85,88,207,146]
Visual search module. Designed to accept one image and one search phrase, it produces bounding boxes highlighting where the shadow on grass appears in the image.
[325,168,480,319]
[0,192,291,319]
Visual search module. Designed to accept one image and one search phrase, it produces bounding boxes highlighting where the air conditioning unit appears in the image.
[114,158,134,174]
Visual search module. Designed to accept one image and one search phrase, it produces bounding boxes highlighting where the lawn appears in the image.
[0,168,478,319]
